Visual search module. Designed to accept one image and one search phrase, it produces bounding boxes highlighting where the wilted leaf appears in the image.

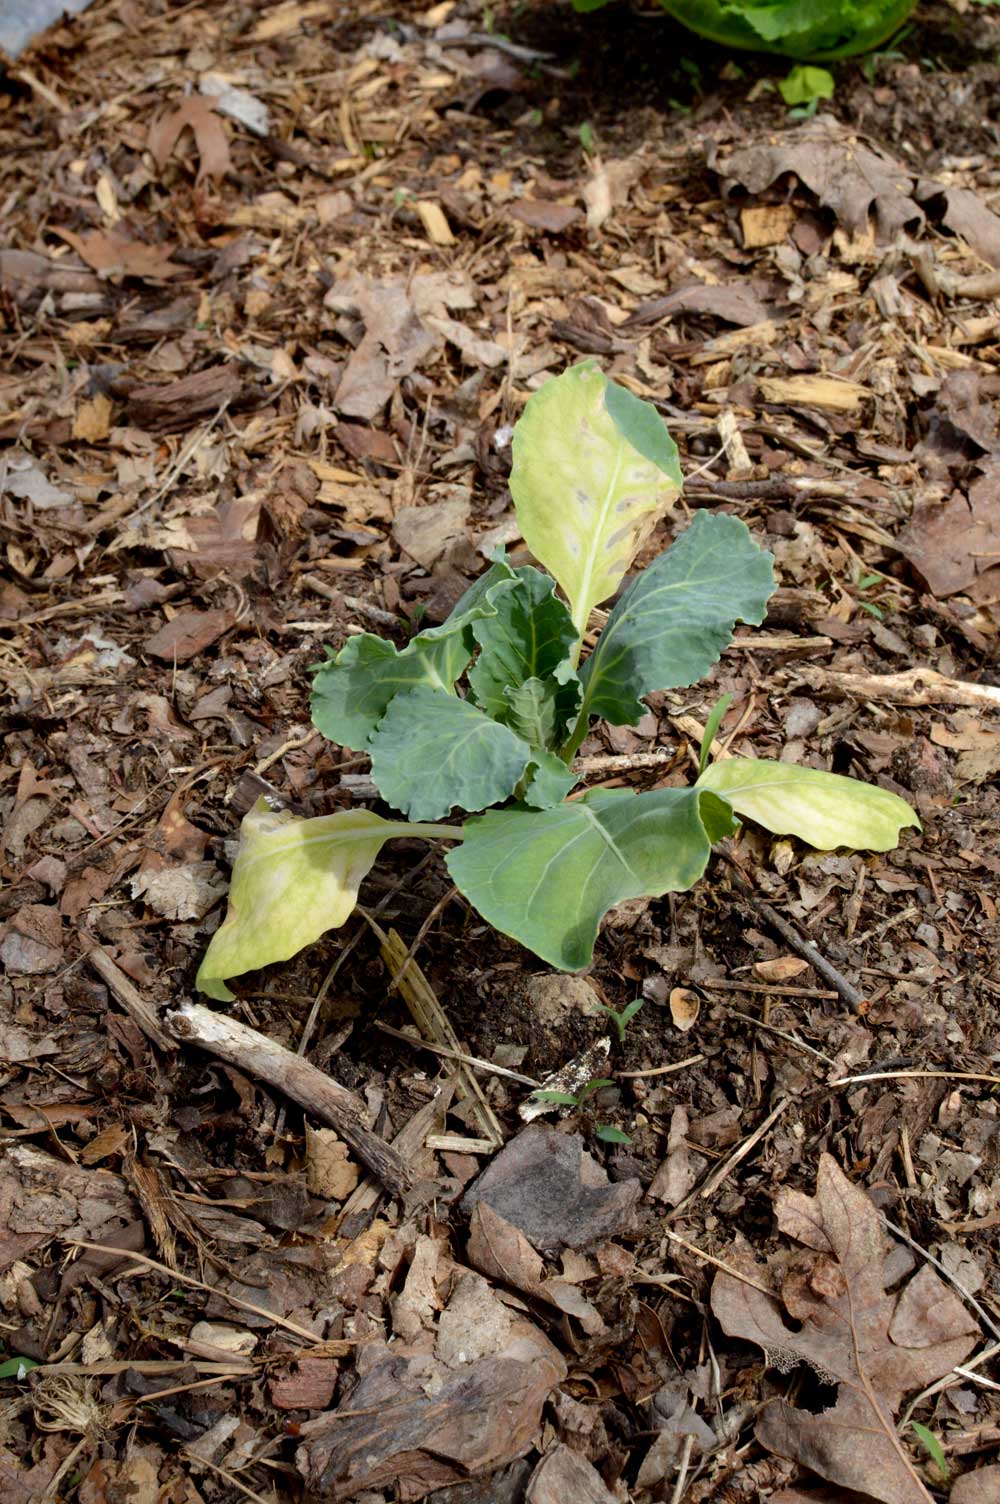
[711,1155,977,1504]
[147,94,231,183]
[196,800,455,1000]
[51,226,183,281]
[462,1124,640,1252]
[510,361,682,638]
[696,758,920,852]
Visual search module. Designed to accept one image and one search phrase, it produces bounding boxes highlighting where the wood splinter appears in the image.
[166,1002,413,1199]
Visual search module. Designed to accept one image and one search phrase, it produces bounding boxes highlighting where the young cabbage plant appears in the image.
[196,361,919,1000]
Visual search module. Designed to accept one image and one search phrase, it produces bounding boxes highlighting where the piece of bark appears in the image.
[526,1445,617,1504]
[167,1003,413,1198]
[124,365,245,431]
[144,607,238,664]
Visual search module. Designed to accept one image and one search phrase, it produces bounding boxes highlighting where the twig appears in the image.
[166,1002,413,1197]
[725,1009,836,1067]
[660,1228,774,1297]
[722,854,866,1012]
[253,729,320,776]
[374,1021,540,1087]
[617,1054,706,1079]
[793,664,1000,710]
[301,574,399,628]
[573,747,678,777]
[68,1242,323,1342]
[670,1433,696,1504]
[831,1069,1000,1089]
[81,937,173,1051]
[668,1097,792,1221]
[698,978,839,999]
[899,1343,1000,1432]
[182,1450,273,1504]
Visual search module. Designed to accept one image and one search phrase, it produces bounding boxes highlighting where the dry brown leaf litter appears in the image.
[1,0,999,1500]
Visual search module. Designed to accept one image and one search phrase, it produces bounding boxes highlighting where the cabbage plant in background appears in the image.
[571,0,919,59]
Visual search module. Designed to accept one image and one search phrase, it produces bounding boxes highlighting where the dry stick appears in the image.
[81,937,173,1051]
[698,978,839,999]
[660,1228,774,1298]
[831,1068,1000,1089]
[166,1002,412,1197]
[898,1343,1000,1434]
[721,854,866,1013]
[618,1054,706,1080]
[725,1008,836,1067]
[794,664,1000,710]
[374,1021,541,1088]
[667,1097,793,1222]
[69,1242,322,1342]
[182,1450,272,1504]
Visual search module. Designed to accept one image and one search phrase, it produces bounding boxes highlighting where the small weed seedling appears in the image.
[196,362,918,1000]
[595,997,645,1044]
[531,1078,631,1146]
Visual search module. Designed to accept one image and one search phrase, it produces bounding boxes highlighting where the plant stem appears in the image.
[407,823,464,842]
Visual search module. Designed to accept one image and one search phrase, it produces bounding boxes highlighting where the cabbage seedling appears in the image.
[196,362,918,999]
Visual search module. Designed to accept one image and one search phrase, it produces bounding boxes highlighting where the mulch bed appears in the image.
[1,1,999,1500]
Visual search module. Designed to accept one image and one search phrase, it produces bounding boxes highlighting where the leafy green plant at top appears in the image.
[595,997,644,1043]
[196,360,919,1001]
[570,0,918,60]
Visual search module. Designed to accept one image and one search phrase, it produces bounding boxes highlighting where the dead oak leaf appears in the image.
[147,94,231,184]
[51,225,183,281]
[711,1154,977,1504]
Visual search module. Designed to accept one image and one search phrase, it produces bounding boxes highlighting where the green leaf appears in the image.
[367,685,533,821]
[196,799,457,1000]
[911,1422,948,1481]
[0,1356,39,1380]
[532,1090,581,1105]
[696,758,921,851]
[502,675,582,753]
[604,377,683,479]
[510,361,683,638]
[468,565,581,740]
[310,558,518,751]
[577,511,775,729]
[779,64,835,104]
[699,692,734,775]
[576,1078,614,1101]
[447,786,736,970]
[595,1125,632,1145]
[522,749,579,810]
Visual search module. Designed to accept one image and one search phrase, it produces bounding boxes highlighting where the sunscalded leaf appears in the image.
[447,786,736,970]
[510,361,682,638]
[196,800,456,1000]
[310,557,517,751]
[576,510,775,732]
[368,685,533,821]
[696,758,920,852]
[468,565,580,741]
